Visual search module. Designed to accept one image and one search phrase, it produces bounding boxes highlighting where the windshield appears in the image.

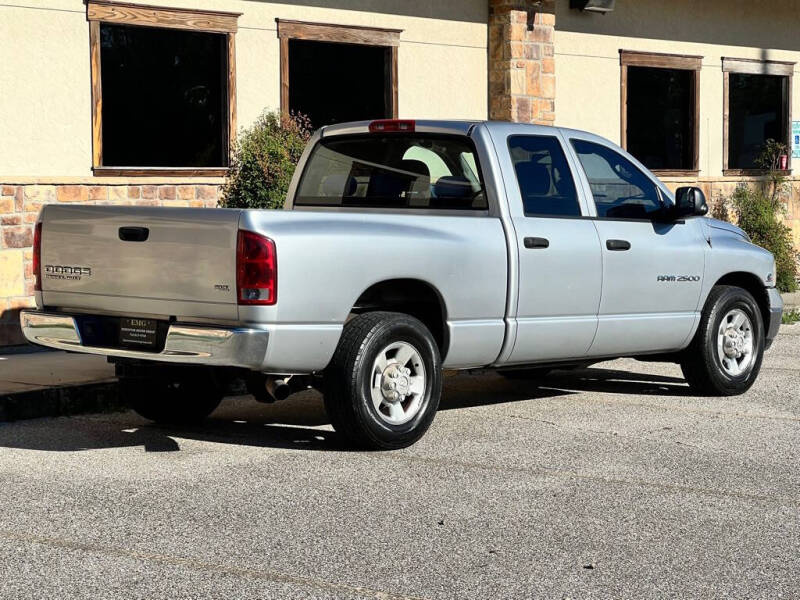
[294,134,487,210]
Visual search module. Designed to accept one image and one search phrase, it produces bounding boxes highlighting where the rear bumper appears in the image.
[20,311,268,370]
[765,287,783,350]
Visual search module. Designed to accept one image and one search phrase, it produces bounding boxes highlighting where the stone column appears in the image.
[489,0,556,124]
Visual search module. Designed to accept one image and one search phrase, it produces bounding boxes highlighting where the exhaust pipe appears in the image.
[247,374,312,404]
[265,377,292,401]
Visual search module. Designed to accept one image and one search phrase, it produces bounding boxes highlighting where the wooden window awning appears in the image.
[87,0,241,34]
[276,19,401,47]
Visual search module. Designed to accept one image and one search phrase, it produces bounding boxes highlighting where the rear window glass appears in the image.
[294,134,487,210]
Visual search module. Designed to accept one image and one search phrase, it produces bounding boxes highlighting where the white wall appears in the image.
[0,0,488,177]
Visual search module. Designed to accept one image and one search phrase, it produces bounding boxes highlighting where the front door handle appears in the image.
[606,239,631,251]
[524,237,549,249]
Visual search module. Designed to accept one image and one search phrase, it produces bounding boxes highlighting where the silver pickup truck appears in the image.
[22,120,782,449]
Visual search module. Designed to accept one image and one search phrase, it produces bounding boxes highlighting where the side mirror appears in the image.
[672,186,709,219]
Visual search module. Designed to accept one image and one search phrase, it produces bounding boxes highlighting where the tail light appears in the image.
[369,119,415,133]
[237,230,276,305]
[32,222,42,292]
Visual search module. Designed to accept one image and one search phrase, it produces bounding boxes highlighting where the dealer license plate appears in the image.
[119,317,158,348]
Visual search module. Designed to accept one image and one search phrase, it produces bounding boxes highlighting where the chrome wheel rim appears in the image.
[716,308,754,377]
[370,341,426,425]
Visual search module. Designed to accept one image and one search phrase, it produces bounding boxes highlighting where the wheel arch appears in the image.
[350,278,449,358]
[712,272,770,334]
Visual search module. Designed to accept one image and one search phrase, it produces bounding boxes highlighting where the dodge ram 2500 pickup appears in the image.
[21,120,783,449]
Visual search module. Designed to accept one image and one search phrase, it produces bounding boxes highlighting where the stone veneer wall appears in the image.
[0,182,222,345]
[489,0,556,125]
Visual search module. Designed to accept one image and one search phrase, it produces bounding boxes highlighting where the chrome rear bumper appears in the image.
[20,311,268,370]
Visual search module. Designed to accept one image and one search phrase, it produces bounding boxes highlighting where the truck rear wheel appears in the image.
[121,371,223,425]
[680,285,765,396]
[324,312,442,450]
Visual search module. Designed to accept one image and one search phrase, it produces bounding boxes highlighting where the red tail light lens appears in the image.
[33,222,43,292]
[237,230,276,305]
[369,119,415,133]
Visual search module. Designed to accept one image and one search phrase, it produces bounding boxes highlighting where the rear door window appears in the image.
[508,135,581,217]
[294,134,487,210]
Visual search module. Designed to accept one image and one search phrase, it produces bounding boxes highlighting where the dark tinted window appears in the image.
[508,136,580,217]
[100,24,227,167]
[572,140,663,219]
[627,66,694,170]
[289,40,390,130]
[295,135,486,210]
[729,73,788,169]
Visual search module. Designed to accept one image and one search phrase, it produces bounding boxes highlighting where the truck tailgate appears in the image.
[39,205,241,321]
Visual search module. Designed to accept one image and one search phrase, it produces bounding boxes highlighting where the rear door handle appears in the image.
[524,237,549,249]
[119,226,149,242]
[606,239,631,251]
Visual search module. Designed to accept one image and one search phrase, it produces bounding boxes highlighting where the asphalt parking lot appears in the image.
[0,327,798,599]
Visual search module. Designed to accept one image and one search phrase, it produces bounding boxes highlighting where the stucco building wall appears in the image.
[0,0,489,178]
[554,0,800,178]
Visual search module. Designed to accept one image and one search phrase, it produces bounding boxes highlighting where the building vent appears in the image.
[570,0,616,13]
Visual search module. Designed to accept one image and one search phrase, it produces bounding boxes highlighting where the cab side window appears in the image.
[571,139,663,219]
[508,135,581,217]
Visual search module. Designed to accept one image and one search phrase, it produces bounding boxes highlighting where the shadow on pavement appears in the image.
[540,367,691,396]
[0,366,689,453]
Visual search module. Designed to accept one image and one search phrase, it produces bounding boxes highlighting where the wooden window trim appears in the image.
[276,19,401,120]
[619,50,702,173]
[722,169,793,177]
[620,50,703,71]
[650,170,701,178]
[722,57,794,77]
[723,57,795,173]
[87,1,240,34]
[276,19,401,47]
[92,167,230,177]
[87,1,240,176]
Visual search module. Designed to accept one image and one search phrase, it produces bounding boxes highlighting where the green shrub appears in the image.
[782,308,800,325]
[718,139,798,293]
[220,111,311,210]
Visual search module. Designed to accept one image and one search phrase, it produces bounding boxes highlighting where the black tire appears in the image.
[121,371,223,424]
[499,368,551,380]
[681,285,765,396]
[323,312,442,450]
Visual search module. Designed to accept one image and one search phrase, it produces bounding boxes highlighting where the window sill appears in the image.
[651,170,700,178]
[93,167,229,177]
[722,169,792,177]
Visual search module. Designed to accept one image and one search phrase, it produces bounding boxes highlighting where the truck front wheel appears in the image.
[324,312,442,450]
[120,370,223,425]
[680,285,765,396]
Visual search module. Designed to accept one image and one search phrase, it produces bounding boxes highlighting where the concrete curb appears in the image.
[0,380,121,422]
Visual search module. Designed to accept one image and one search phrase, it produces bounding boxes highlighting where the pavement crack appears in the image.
[0,530,431,600]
